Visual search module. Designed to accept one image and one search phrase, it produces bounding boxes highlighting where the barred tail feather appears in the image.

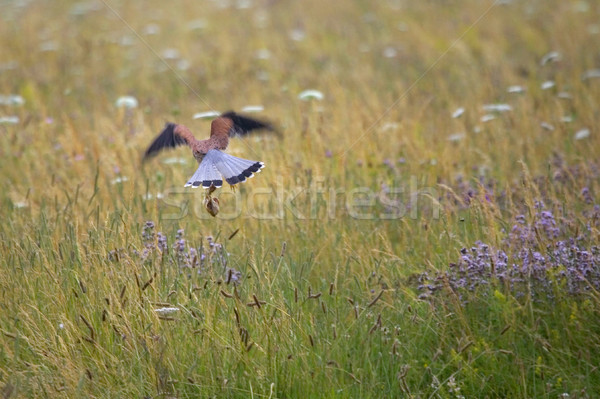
[206,149,265,186]
[185,156,223,189]
[184,150,264,189]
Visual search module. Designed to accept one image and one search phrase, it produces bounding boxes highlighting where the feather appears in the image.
[200,149,264,187]
[142,111,274,193]
[143,123,188,160]
[221,111,277,137]
[185,154,223,189]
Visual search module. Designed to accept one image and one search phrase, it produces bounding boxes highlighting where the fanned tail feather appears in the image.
[185,149,264,189]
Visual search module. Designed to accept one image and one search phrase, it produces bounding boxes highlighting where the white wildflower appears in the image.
[241,105,264,113]
[540,122,555,131]
[480,114,495,123]
[162,157,188,165]
[39,41,59,52]
[582,69,600,80]
[177,59,190,71]
[574,128,590,140]
[255,49,270,60]
[541,81,555,90]
[447,132,466,142]
[187,19,207,31]
[0,116,19,124]
[298,89,324,101]
[115,96,138,109]
[236,0,252,9]
[0,94,25,106]
[111,176,129,185]
[193,110,221,120]
[452,107,465,118]
[13,201,28,208]
[482,103,512,112]
[557,92,572,99]
[540,51,561,66]
[118,35,135,47]
[561,115,573,123]
[155,307,180,315]
[143,23,161,35]
[162,48,180,60]
[507,85,525,93]
[380,122,399,132]
[383,47,397,58]
[289,28,306,41]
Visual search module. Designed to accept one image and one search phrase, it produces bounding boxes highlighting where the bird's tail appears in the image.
[185,149,264,188]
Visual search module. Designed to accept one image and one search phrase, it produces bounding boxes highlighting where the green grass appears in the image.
[1,0,600,397]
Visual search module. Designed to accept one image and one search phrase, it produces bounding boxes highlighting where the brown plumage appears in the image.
[143,111,276,189]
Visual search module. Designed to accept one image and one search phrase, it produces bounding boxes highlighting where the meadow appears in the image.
[1,0,600,397]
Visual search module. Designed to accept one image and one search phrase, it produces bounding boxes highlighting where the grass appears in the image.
[1,0,600,397]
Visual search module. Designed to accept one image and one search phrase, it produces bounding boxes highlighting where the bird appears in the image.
[143,111,276,189]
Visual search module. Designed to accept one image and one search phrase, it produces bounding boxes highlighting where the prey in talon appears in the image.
[143,111,276,189]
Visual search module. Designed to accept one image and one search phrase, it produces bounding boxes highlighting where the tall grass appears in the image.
[1,0,599,397]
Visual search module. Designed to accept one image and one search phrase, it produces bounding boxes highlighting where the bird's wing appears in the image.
[143,123,191,160]
[185,155,223,188]
[205,149,265,186]
[220,111,277,137]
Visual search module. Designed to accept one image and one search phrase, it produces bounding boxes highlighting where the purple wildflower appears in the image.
[226,268,242,285]
[142,221,155,243]
[127,222,237,282]
[418,202,600,302]
[157,232,167,252]
[581,187,593,204]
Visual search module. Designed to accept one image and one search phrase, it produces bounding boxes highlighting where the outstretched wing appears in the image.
[185,149,264,188]
[143,123,189,160]
[220,111,277,137]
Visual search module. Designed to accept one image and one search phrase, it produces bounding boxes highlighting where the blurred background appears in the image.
[1,0,599,397]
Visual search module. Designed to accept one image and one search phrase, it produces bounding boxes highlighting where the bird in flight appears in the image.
[143,111,275,189]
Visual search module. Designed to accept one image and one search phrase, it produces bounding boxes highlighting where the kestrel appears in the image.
[143,111,275,189]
